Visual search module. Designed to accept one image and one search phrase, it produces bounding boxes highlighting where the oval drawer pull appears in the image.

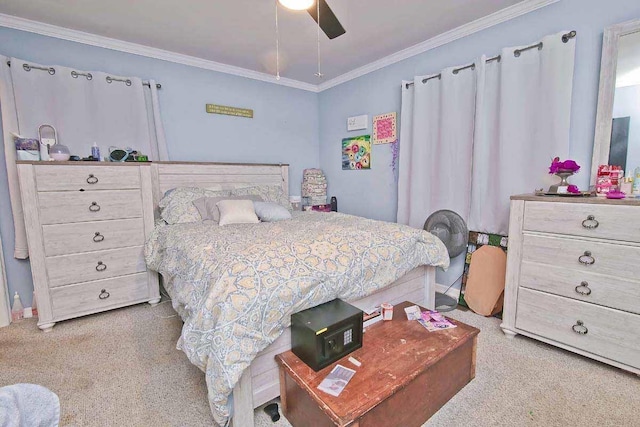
[86,174,99,184]
[95,261,107,272]
[575,281,591,296]
[99,289,110,300]
[581,215,599,229]
[93,232,105,243]
[89,202,101,212]
[572,320,588,335]
[578,251,595,266]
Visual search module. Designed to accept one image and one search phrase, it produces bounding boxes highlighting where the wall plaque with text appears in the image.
[206,104,253,118]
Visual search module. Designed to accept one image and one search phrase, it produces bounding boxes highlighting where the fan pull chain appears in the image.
[275,0,281,80]
[315,0,323,78]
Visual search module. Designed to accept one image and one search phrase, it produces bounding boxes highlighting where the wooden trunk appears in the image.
[276,302,479,427]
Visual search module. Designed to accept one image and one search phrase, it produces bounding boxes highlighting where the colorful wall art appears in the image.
[342,135,371,170]
[373,112,397,144]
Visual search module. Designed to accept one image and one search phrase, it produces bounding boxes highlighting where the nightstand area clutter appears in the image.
[277,301,479,427]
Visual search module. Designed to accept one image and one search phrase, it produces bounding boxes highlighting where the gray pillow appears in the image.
[253,201,292,222]
[193,195,263,222]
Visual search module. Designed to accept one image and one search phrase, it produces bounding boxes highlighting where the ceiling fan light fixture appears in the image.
[278,0,314,11]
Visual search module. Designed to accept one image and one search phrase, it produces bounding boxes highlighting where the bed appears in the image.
[145,162,449,427]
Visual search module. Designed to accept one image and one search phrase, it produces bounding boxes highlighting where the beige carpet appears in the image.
[0,299,638,427]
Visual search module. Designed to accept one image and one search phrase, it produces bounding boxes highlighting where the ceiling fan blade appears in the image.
[307,0,346,40]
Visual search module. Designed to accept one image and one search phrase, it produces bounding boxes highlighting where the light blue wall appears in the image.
[318,0,640,289]
[0,26,319,307]
[4,0,640,307]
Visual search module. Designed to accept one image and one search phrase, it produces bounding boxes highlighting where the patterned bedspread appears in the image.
[144,212,449,426]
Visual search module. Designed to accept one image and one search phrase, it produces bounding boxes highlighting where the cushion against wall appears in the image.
[463,245,507,316]
[160,187,230,224]
[231,185,292,211]
[217,199,260,226]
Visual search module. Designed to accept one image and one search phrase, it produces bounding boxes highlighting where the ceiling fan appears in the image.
[278,0,346,39]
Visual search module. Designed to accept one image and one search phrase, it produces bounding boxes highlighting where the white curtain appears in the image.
[399,31,576,236]
[0,227,10,327]
[469,33,576,234]
[144,80,170,162]
[397,64,477,229]
[0,57,27,259]
[0,56,169,258]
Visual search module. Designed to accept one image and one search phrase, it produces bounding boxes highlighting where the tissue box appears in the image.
[14,137,40,161]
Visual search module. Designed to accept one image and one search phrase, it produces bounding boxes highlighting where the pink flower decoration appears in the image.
[567,185,580,194]
[549,157,581,174]
[561,160,581,172]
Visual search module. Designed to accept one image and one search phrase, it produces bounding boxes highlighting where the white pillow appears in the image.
[193,195,263,222]
[253,201,292,222]
[216,199,260,226]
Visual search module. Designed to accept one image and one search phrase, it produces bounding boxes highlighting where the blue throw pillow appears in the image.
[253,201,292,222]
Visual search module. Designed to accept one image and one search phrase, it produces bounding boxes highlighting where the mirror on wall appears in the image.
[592,19,640,183]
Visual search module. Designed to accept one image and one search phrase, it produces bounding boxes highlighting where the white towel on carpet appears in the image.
[0,384,60,427]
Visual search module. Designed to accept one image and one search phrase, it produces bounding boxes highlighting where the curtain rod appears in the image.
[5,60,162,89]
[404,30,576,89]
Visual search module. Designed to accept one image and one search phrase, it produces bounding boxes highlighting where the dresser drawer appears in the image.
[520,262,640,315]
[523,201,640,243]
[522,234,640,281]
[38,190,142,224]
[42,218,145,256]
[515,288,640,369]
[35,165,141,191]
[50,273,149,320]
[46,246,146,287]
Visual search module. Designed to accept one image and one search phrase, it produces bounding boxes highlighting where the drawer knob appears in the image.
[89,202,101,212]
[99,289,110,300]
[95,261,107,272]
[86,174,99,184]
[578,251,595,266]
[572,320,588,335]
[575,281,592,296]
[93,232,105,243]
[581,215,599,229]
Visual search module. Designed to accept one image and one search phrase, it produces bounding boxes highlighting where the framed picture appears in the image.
[342,135,371,170]
[373,112,397,144]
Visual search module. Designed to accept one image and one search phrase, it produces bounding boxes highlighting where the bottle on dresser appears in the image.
[631,166,640,196]
[11,292,23,322]
[621,173,633,195]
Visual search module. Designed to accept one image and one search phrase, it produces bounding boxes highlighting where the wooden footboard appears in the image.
[232,265,436,426]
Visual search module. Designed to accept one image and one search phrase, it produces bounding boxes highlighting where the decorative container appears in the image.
[49,144,71,161]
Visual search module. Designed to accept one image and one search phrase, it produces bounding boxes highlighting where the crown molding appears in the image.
[317,0,560,91]
[0,13,319,92]
[0,0,558,94]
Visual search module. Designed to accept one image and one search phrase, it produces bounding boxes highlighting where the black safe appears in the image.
[291,299,363,371]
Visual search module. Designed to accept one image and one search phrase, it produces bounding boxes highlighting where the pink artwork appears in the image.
[373,112,397,145]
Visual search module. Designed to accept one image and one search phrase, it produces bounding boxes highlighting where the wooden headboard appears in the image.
[149,161,289,208]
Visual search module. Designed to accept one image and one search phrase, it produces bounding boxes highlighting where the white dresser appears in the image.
[17,162,160,331]
[502,195,640,374]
